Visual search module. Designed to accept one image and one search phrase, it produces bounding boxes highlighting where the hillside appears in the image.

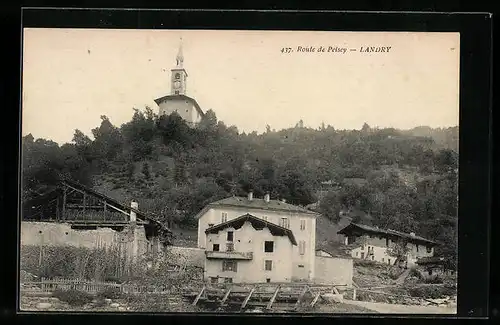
[21,108,458,259]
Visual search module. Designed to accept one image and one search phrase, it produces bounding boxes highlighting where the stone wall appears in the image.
[314,255,353,287]
[20,221,161,261]
[167,246,205,268]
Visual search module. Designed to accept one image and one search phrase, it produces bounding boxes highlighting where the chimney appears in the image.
[130,200,138,222]
[264,192,270,203]
[247,190,253,201]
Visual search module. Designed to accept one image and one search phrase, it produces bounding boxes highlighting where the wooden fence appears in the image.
[21,277,178,295]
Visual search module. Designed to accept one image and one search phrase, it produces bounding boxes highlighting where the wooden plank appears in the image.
[192,286,206,306]
[62,188,67,220]
[220,288,232,306]
[240,287,256,310]
[293,285,309,311]
[310,292,321,308]
[266,285,281,310]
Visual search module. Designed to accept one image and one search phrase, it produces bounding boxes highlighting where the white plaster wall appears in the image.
[158,98,201,124]
[204,221,293,283]
[314,256,353,287]
[197,205,316,280]
[20,221,160,260]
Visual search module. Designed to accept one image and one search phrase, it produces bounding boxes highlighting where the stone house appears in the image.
[203,213,296,284]
[337,222,438,267]
[196,191,318,282]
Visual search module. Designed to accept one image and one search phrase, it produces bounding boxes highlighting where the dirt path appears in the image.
[343,299,456,314]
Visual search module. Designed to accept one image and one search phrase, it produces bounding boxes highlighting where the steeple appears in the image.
[171,37,188,95]
[176,37,184,67]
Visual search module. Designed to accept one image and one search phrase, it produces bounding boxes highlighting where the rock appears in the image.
[36,302,52,309]
[110,303,120,308]
[118,306,126,311]
[322,293,344,303]
[105,299,112,304]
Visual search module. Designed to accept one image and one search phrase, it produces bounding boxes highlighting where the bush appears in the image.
[408,285,455,299]
[52,289,93,306]
[97,287,122,300]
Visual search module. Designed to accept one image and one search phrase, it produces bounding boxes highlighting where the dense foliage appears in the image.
[22,107,458,260]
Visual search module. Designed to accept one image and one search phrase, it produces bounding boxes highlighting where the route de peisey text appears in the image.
[281,46,392,54]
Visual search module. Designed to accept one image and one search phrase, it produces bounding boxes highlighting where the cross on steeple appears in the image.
[176,37,184,67]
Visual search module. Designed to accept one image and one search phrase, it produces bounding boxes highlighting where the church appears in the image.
[154,39,205,126]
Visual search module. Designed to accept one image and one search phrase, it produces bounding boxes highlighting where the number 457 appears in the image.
[281,47,292,53]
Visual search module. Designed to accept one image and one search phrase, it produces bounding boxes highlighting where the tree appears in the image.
[142,162,151,180]
[318,191,341,222]
[386,239,411,266]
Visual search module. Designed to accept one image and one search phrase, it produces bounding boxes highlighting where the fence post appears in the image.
[353,288,357,301]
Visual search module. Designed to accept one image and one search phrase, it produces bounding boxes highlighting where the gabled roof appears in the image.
[205,213,297,245]
[154,94,205,117]
[196,196,318,219]
[60,180,171,233]
[337,222,438,246]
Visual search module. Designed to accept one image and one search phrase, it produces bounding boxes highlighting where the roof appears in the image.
[205,213,297,245]
[337,222,438,246]
[60,180,171,234]
[154,94,205,117]
[196,196,318,219]
[315,247,352,259]
[416,256,449,265]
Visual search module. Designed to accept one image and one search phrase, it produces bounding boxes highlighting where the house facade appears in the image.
[196,191,318,282]
[203,214,296,283]
[337,222,438,267]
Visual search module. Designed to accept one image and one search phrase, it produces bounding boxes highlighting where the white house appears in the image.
[196,191,318,282]
[337,222,438,267]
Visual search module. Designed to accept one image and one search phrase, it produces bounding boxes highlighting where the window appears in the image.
[382,258,385,262]
[387,259,391,265]
[299,241,306,255]
[226,243,234,252]
[426,246,432,253]
[279,218,290,229]
[428,269,433,276]
[175,73,180,79]
[300,219,306,231]
[371,256,374,260]
[416,244,419,252]
[222,260,237,272]
[356,252,359,257]
[221,212,228,223]
[224,277,233,283]
[386,238,389,247]
[266,278,271,283]
[227,231,234,242]
[210,277,218,284]
[361,252,365,259]
[298,265,304,268]
[213,244,220,252]
[265,260,273,271]
[264,241,274,253]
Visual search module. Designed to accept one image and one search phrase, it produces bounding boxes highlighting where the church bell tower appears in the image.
[171,38,188,95]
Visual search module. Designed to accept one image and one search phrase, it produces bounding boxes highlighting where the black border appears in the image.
[1,7,493,323]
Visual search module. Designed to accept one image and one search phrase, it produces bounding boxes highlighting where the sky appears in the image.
[22,29,460,145]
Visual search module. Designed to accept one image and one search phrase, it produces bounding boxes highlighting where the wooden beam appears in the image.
[293,285,309,311]
[266,285,280,310]
[241,286,256,310]
[62,187,67,220]
[310,292,321,308]
[192,286,205,306]
[220,288,232,306]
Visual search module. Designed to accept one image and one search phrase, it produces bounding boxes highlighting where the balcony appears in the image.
[205,251,253,260]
